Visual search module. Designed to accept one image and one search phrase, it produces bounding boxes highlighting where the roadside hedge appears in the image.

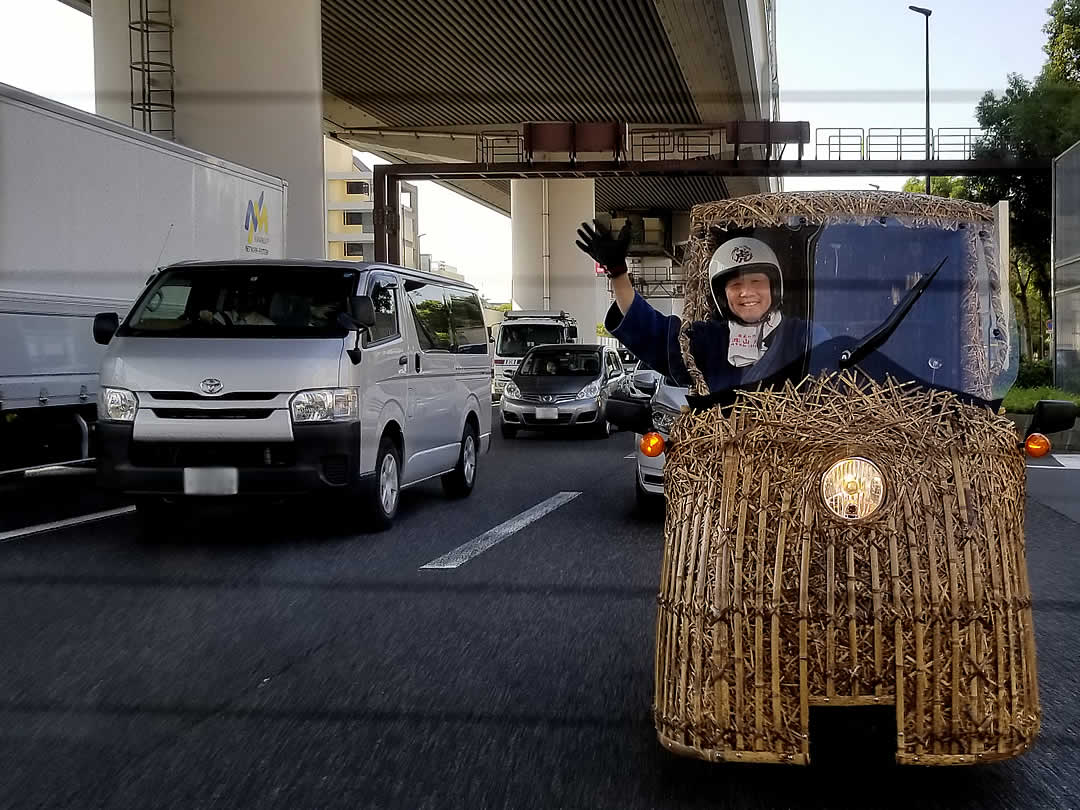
[1002,386,1080,414]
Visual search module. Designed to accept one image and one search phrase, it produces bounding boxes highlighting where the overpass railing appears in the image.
[815,127,986,161]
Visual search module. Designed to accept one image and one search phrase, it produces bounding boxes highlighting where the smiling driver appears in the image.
[576,221,828,392]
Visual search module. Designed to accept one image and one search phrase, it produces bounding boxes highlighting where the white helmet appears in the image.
[707,236,784,323]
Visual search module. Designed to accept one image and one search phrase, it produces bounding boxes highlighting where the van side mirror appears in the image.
[93,312,119,345]
[349,295,377,329]
[606,390,652,434]
[1028,400,1078,437]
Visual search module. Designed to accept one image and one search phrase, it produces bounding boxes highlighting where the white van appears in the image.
[92,259,491,530]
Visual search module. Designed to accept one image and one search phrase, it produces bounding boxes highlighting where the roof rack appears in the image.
[502,309,576,322]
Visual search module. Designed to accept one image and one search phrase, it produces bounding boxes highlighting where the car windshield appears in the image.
[119,266,358,338]
[496,324,564,357]
[809,218,1016,401]
[707,218,1017,403]
[518,349,601,376]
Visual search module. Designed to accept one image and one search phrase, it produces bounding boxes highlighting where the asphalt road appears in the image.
[1,414,1077,809]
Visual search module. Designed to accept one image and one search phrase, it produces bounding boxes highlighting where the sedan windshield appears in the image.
[518,349,601,376]
[119,266,358,338]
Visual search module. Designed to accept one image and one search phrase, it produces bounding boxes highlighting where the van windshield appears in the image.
[119,266,358,338]
[496,324,564,357]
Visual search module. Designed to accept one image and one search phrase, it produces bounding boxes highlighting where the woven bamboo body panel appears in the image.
[655,373,1037,765]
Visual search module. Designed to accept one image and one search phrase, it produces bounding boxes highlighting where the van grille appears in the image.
[129,442,295,468]
[150,408,274,420]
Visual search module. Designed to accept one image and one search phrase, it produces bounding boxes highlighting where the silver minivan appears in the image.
[92,259,491,530]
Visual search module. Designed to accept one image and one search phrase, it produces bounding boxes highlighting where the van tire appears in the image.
[500,422,518,439]
[367,437,401,530]
[442,423,478,498]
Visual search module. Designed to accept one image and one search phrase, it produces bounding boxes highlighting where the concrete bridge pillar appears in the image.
[92,0,325,258]
[511,179,609,338]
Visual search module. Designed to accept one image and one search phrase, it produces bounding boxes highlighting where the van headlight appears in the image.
[577,380,601,399]
[99,387,138,422]
[821,457,886,520]
[504,381,522,400]
[289,388,359,423]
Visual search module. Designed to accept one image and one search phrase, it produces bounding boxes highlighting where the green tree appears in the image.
[494,303,512,313]
[901,175,972,198]
[1043,0,1080,83]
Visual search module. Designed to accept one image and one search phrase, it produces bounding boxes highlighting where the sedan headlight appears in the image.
[821,457,886,520]
[289,388,359,423]
[577,380,601,399]
[504,381,522,400]
[99,387,138,422]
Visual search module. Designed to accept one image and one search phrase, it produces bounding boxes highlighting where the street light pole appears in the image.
[909,6,932,194]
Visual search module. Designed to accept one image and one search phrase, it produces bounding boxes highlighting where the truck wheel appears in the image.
[367,437,400,530]
[501,422,518,439]
[442,423,478,498]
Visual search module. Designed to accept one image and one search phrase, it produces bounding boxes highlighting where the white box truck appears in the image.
[0,83,287,469]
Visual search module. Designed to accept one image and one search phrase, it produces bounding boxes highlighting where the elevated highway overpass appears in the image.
[83,0,777,329]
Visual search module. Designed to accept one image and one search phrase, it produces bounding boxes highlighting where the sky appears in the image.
[0,0,1055,299]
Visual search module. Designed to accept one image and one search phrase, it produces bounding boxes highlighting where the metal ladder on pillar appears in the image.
[129,0,175,140]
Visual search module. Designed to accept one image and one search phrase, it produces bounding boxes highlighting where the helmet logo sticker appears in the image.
[731,245,753,264]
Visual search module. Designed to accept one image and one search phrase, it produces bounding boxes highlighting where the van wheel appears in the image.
[442,423,478,498]
[501,422,518,439]
[367,437,400,530]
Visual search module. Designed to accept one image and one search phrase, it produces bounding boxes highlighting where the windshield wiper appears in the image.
[839,255,948,369]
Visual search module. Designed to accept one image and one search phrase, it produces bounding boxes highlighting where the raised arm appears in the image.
[576,219,684,379]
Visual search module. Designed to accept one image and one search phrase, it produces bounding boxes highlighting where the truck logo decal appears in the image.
[200,378,223,395]
[244,192,271,255]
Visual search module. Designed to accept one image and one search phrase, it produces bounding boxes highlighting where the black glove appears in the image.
[575,219,631,278]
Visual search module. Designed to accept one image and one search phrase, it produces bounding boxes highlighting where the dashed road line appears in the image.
[421,491,582,569]
[0,506,136,544]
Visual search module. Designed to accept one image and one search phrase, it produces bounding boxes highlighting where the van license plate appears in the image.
[535,407,559,420]
[183,467,238,495]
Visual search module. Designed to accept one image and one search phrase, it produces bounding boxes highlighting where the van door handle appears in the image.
[414,353,421,373]
[399,355,409,366]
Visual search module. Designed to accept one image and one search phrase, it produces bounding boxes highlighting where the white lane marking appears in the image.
[23,466,96,479]
[1053,454,1080,469]
[421,491,582,569]
[0,506,136,544]
[1026,465,1075,470]
[624,453,636,460]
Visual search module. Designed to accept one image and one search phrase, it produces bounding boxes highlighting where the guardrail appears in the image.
[815,127,985,161]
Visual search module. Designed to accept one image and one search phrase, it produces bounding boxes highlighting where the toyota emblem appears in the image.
[200,378,223,395]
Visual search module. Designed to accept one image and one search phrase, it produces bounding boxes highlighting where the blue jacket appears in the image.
[606,293,829,392]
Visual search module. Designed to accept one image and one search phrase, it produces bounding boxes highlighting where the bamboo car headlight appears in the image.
[821,457,886,520]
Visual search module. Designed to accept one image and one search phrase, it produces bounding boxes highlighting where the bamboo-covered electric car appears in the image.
[607,191,1077,765]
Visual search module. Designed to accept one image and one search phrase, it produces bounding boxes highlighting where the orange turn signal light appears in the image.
[640,432,665,458]
[1025,432,1052,458]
